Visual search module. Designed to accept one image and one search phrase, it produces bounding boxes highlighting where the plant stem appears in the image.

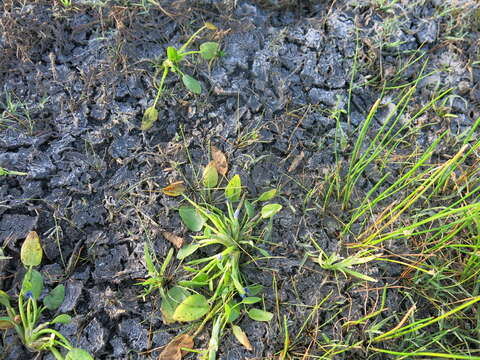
[179,26,207,52]
[152,66,169,108]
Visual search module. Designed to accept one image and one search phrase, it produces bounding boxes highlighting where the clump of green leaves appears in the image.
[0,232,93,360]
[307,237,380,283]
[142,22,222,131]
[144,165,281,359]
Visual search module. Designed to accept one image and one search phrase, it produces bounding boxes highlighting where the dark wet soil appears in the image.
[1,0,479,359]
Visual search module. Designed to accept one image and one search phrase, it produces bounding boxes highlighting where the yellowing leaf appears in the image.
[211,145,228,176]
[159,334,194,360]
[21,231,42,267]
[261,204,282,219]
[141,106,159,131]
[203,161,218,189]
[204,22,217,30]
[231,325,253,351]
[172,294,209,322]
[162,232,184,249]
[162,181,186,197]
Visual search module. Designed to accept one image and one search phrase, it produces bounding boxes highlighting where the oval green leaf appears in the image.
[261,204,282,219]
[199,42,219,60]
[247,308,273,322]
[179,207,206,232]
[21,231,42,267]
[182,74,201,94]
[161,286,191,324]
[177,243,200,260]
[43,284,65,310]
[173,294,209,322]
[242,297,261,305]
[225,301,240,323]
[65,348,94,360]
[203,161,218,189]
[257,189,277,202]
[225,175,241,202]
[0,290,11,307]
[141,106,158,131]
[50,314,72,325]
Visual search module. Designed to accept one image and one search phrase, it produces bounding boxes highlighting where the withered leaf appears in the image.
[162,231,184,249]
[159,334,194,360]
[211,145,228,176]
[288,151,304,173]
[231,325,253,351]
[162,181,186,197]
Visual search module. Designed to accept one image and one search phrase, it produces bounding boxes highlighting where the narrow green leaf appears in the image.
[50,314,72,325]
[143,243,157,276]
[203,161,219,189]
[65,348,94,360]
[141,106,158,131]
[177,243,201,260]
[225,175,241,202]
[173,294,209,322]
[21,231,42,267]
[161,286,190,324]
[247,308,273,322]
[182,74,202,94]
[43,284,65,310]
[261,204,282,219]
[257,189,277,202]
[199,42,219,60]
[242,297,261,305]
[179,207,206,232]
[343,268,377,283]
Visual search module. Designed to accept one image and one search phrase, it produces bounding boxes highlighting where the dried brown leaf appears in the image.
[159,334,194,360]
[162,231,184,249]
[288,151,304,173]
[211,146,228,176]
[162,181,186,197]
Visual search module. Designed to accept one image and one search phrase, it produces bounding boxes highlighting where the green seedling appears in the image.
[145,167,281,360]
[0,232,93,360]
[0,167,27,176]
[308,238,379,283]
[142,22,222,130]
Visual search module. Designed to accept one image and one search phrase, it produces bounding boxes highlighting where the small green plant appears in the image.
[0,167,27,176]
[58,0,72,7]
[307,237,379,283]
[143,165,281,359]
[0,232,93,360]
[142,22,222,130]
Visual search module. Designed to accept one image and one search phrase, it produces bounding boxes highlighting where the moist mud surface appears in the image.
[1,0,479,359]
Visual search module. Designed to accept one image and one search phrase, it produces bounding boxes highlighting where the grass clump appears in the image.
[308,77,480,358]
[140,158,282,359]
[0,232,93,360]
